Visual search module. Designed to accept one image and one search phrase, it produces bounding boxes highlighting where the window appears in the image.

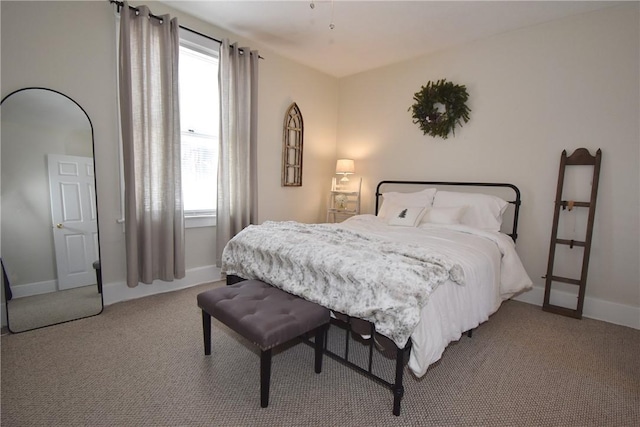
[179,30,220,227]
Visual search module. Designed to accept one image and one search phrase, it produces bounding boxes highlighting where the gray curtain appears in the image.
[119,2,185,287]
[216,39,259,266]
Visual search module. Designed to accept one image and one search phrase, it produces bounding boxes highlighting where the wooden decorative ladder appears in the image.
[543,148,602,319]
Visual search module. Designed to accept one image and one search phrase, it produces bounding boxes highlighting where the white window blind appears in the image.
[178,30,220,227]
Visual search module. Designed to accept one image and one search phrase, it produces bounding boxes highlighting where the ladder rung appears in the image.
[554,239,586,247]
[548,275,582,286]
[542,303,582,319]
[558,200,590,208]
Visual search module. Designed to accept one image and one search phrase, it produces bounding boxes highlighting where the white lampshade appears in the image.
[336,159,355,175]
[335,159,355,182]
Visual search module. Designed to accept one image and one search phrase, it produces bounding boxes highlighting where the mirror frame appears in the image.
[1,87,103,333]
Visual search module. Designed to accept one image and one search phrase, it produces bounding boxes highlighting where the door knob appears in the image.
[56,223,63,229]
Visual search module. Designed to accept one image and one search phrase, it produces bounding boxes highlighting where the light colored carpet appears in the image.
[1,281,638,426]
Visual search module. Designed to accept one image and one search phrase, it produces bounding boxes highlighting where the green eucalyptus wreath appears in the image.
[409,79,471,139]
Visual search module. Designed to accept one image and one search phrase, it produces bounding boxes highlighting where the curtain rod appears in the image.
[109,0,264,59]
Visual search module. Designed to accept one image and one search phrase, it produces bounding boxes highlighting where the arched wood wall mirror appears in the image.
[1,87,103,333]
[282,102,304,187]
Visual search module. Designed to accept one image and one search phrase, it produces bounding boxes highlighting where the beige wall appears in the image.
[337,4,639,320]
[1,1,339,305]
[1,2,637,326]
[142,2,340,225]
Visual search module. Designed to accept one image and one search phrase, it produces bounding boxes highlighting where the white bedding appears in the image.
[222,220,464,348]
[222,213,532,378]
[337,214,532,377]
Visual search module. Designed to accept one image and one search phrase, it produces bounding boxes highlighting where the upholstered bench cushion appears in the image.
[197,280,330,351]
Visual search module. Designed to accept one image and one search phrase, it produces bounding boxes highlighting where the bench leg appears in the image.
[392,344,407,416]
[314,325,326,374]
[260,349,272,408]
[202,310,211,355]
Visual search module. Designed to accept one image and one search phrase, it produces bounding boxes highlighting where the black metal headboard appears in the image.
[375,181,522,242]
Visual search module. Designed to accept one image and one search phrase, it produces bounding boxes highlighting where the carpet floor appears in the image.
[2,281,638,426]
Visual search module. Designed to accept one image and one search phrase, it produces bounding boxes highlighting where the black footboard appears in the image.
[225,274,410,416]
[320,316,411,416]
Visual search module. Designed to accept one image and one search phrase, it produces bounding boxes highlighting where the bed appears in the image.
[221,181,533,415]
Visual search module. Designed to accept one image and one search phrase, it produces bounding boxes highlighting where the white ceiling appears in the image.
[162,1,620,78]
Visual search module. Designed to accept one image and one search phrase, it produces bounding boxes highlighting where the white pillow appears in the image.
[377,188,437,219]
[420,206,466,225]
[432,191,508,232]
[387,206,427,227]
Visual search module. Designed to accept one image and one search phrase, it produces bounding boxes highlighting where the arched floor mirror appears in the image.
[1,87,103,333]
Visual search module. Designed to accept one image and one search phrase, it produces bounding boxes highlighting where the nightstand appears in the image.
[327,178,361,223]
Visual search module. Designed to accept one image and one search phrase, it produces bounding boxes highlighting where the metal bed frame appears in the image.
[228,180,521,416]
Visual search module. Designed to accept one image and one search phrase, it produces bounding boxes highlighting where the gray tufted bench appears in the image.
[197,279,330,408]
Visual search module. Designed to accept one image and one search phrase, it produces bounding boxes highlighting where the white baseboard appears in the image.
[514,285,640,330]
[102,265,222,306]
[5,273,636,331]
[9,279,57,299]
